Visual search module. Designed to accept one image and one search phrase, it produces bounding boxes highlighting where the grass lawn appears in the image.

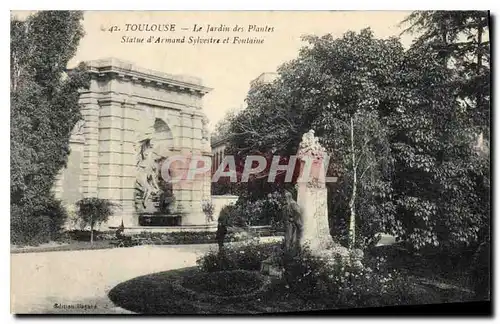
[108,266,476,315]
[11,240,116,254]
[11,229,277,254]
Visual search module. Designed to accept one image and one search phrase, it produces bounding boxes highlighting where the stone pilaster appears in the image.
[97,96,132,227]
[121,97,140,226]
[180,111,194,150]
[80,94,100,197]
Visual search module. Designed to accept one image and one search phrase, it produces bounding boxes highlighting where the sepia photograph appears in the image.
[9,9,491,315]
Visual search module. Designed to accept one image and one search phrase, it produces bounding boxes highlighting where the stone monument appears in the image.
[53,58,213,228]
[296,130,334,252]
[295,130,353,263]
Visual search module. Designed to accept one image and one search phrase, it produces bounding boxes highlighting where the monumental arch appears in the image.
[54,58,213,228]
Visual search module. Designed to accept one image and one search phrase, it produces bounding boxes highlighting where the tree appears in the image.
[339,113,392,249]
[226,22,490,251]
[212,108,239,143]
[401,11,490,139]
[393,11,490,249]
[401,12,490,299]
[10,11,90,244]
[76,198,118,244]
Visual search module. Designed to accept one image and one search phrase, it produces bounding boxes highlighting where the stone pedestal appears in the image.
[297,185,334,251]
[296,130,336,258]
[294,130,363,267]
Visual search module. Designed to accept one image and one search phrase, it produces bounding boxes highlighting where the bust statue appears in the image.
[297,129,326,159]
[297,130,327,188]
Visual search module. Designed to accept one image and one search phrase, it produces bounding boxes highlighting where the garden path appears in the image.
[11,244,212,314]
[11,237,283,314]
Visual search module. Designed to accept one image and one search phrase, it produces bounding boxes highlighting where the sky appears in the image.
[12,11,415,130]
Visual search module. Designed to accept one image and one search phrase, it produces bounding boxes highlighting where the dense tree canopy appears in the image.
[395,10,490,248]
[11,11,90,244]
[227,29,404,248]
[224,11,490,250]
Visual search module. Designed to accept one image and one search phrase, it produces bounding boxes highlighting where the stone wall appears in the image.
[211,141,226,174]
[54,58,213,228]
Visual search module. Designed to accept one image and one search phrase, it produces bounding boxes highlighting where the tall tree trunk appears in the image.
[349,117,357,250]
[477,16,484,123]
[477,17,483,74]
[476,16,485,146]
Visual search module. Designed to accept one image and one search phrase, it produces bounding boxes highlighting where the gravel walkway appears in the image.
[11,245,210,314]
[11,237,283,314]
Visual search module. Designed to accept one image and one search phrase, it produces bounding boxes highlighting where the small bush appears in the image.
[218,204,245,227]
[232,192,286,230]
[11,214,52,246]
[280,246,424,308]
[131,231,217,245]
[197,241,281,272]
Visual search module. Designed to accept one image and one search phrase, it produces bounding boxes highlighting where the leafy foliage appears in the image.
[76,198,118,242]
[394,11,490,249]
[227,29,402,248]
[10,11,90,244]
[197,243,448,310]
[401,11,490,134]
[224,19,490,250]
[281,246,427,307]
[11,198,68,245]
[217,204,241,227]
[197,241,280,272]
[233,191,287,229]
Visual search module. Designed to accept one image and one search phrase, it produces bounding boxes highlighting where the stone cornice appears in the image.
[85,58,212,96]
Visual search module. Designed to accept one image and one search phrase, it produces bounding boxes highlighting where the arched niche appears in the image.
[135,116,179,224]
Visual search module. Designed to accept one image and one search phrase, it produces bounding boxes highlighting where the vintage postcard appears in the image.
[10,10,491,315]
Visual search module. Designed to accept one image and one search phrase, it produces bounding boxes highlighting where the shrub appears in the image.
[211,180,241,196]
[63,229,116,242]
[196,241,422,308]
[76,198,118,243]
[229,191,286,230]
[197,240,281,272]
[11,213,52,246]
[218,204,245,227]
[131,231,217,245]
[11,196,68,245]
[280,246,424,308]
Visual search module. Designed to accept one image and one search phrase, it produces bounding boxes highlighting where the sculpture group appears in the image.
[134,118,174,214]
[136,138,162,209]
